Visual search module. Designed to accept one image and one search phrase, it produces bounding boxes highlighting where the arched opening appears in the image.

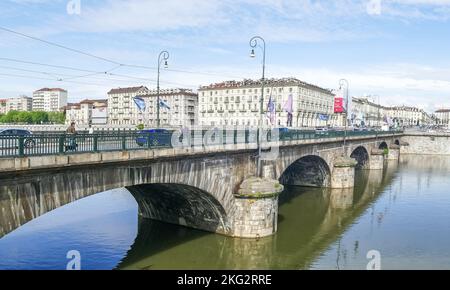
[0,168,231,238]
[350,146,369,169]
[126,184,230,235]
[279,155,331,188]
[378,142,388,150]
[395,139,400,146]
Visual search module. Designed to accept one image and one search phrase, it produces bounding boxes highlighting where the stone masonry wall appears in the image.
[401,135,450,155]
[232,196,279,238]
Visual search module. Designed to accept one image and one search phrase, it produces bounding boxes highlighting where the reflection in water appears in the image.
[118,167,395,270]
[2,155,450,269]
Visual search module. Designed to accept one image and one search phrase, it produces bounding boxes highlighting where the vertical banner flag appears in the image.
[283,94,293,127]
[133,96,146,112]
[334,89,344,113]
[159,100,171,110]
[267,94,276,125]
[346,89,353,126]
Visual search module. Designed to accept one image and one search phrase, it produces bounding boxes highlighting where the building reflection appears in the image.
[117,164,398,270]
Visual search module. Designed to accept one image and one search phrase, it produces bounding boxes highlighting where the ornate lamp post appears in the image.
[339,79,349,154]
[157,51,169,128]
[249,36,266,177]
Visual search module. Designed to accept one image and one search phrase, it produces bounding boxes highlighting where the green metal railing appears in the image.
[0,129,403,158]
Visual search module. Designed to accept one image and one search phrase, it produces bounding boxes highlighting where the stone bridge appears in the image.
[0,132,403,239]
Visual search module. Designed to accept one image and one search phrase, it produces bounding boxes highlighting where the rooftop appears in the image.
[65,99,108,110]
[34,88,67,93]
[145,88,197,97]
[199,78,333,94]
[108,86,148,95]
[353,97,427,113]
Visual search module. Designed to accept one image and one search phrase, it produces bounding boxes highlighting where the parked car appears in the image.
[315,127,329,135]
[136,129,172,147]
[0,129,36,149]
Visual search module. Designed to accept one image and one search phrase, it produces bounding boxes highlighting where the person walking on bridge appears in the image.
[66,122,78,151]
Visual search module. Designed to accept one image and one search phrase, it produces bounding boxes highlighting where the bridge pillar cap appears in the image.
[334,156,357,168]
[371,149,385,155]
[389,144,400,149]
[236,177,283,198]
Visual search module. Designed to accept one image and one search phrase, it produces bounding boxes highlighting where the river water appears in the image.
[1,155,450,270]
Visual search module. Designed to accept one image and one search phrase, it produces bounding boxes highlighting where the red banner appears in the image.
[334,98,344,113]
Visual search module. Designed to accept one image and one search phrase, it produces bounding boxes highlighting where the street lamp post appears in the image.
[249,36,266,178]
[369,94,381,128]
[339,79,349,155]
[157,50,169,128]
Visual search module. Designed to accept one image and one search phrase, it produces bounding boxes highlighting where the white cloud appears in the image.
[65,0,226,32]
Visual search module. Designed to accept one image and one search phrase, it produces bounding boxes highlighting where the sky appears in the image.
[1,0,450,112]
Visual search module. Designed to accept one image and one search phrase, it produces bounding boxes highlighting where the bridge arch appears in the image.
[279,155,331,188]
[378,141,388,150]
[350,146,370,169]
[0,159,239,238]
[394,139,400,146]
[127,184,230,235]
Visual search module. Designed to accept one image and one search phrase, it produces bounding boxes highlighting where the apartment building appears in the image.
[32,88,68,112]
[65,99,108,125]
[107,86,198,127]
[198,78,334,128]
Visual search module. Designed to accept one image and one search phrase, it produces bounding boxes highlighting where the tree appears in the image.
[18,111,33,124]
[48,112,65,124]
[30,111,48,124]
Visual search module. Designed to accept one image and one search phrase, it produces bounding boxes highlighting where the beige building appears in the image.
[107,86,198,127]
[142,88,198,127]
[108,86,150,126]
[435,109,450,127]
[386,106,426,127]
[352,97,385,127]
[65,99,108,125]
[0,96,33,114]
[33,88,68,112]
[198,78,335,128]
[352,97,431,128]
[6,95,33,112]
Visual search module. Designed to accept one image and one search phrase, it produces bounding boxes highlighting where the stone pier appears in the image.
[369,149,385,170]
[386,144,400,160]
[331,157,357,188]
[399,141,410,155]
[233,177,284,238]
[330,188,354,209]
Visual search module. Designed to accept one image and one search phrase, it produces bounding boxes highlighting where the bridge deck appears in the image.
[0,130,403,174]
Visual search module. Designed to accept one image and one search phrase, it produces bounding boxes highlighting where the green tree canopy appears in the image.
[0,111,65,124]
